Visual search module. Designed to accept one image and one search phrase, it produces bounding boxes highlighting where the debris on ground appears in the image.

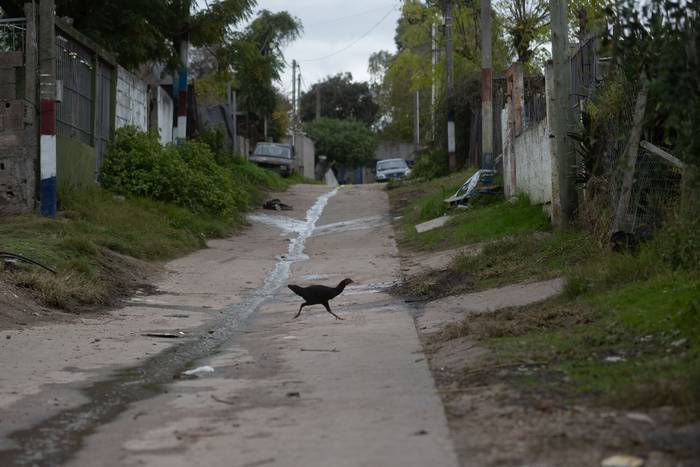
[300,347,339,352]
[143,332,182,339]
[415,215,451,233]
[183,365,215,376]
[286,391,301,398]
[0,251,57,274]
[601,454,645,467]
[263,199,293,211]
[444,169,498,206]
[325,169,339,187]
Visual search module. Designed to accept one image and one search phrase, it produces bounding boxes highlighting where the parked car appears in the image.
[375,158,411,182]
[250,143,296,176]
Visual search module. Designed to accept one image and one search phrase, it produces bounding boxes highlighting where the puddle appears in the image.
[0,188,338,467]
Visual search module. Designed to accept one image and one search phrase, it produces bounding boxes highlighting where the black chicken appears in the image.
[288,278,354,320]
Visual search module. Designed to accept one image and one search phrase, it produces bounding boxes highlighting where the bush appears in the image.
[100,127,249,214]
[409,150,449,180]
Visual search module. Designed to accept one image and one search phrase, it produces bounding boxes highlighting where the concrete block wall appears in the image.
[512,119,552,204]
[116,66,148,132]
[0,49,36,216]
[501,62,554,207]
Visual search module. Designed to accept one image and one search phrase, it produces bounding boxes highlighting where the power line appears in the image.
[303,4,396,28]
[299,3,400,63]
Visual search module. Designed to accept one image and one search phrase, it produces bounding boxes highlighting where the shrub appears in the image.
[100,127,247,214]
[409,150,449,180]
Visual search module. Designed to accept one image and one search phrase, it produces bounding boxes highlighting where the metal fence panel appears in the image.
[95,60,113,171]
[56,34,93,145]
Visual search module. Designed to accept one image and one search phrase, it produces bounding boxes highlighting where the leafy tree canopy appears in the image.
[299,73,379,128]
[370,1,509,143]
[0,0,256,70]
[304,117,377,167]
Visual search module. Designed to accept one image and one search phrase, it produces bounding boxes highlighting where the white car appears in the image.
[375,158,411,182]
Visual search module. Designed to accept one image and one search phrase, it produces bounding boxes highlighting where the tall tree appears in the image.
[495,0,550,64]
[371,1,508,146]
[299,73,379,127]
[227,9,302,118]
[304,118,377,167]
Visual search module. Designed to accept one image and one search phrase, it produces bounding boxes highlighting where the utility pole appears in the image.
[176,39,189,141]
[291,59,297,136]
[431,22,437,143]
[315,86,321,120]
[232,89,238,154]
[445,0,456,171]
[39,0,56,218]
[297,72,301,128]
[414,90,420,147]
[480,0,493,170]
[550,0,575,226]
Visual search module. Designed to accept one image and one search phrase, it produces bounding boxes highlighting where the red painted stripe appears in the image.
[177,92,187,117]
[40,100,56,135]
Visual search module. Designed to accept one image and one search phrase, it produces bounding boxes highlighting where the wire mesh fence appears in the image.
[624,145,683,233]
[574,67,683,236]
[0,18,25,53]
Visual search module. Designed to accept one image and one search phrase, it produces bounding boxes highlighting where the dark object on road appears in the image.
[0,251,56,274]
[143,332,181,339]
[263,198,293,211]
[610,227,652,254]
[287,278,354,320]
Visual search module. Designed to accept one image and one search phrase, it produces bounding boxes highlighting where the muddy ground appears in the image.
[395,227,700,466]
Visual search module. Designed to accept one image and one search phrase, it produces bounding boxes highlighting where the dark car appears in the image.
[250,143,296,176]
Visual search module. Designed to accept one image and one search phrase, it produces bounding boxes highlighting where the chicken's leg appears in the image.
[294,303,307,319]
[323,302,344,320]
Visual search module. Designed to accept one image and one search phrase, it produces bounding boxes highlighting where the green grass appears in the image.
[0,187,243,309]
[488,273,700,413]
[403,229,599,299]
[403,195,551,251]
[455,229,598,290]
[396,170,700,415]
[389,170,550,251]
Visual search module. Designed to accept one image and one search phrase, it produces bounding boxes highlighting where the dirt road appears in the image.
[0,184,458,467]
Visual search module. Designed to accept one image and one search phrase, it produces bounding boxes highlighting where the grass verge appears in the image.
[0,162,301,311]
[393,171,700,416]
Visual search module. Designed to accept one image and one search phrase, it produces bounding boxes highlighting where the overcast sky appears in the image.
[199,1,402,97]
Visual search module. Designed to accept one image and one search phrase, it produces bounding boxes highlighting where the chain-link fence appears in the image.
[572,52,683,237]
[624,144,683,232]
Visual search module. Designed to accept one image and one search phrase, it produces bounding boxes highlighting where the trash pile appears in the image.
[444,169,500,206]
[263,199,293,211]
